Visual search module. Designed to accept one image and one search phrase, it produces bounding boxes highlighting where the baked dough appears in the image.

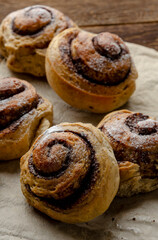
[0,77,53,160]
[46,28,138,113]
[0,5,76,76]
[98,110,158,197]
[20,122,119,223]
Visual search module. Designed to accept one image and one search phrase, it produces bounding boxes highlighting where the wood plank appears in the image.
[83,23,158,51]
[0,0,158,26]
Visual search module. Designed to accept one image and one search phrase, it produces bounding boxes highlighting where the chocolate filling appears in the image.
[27,130,99,210]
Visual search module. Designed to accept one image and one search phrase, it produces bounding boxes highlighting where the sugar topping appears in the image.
[70,31,131,85]
[12,6,52,35]
[102,112,158,148]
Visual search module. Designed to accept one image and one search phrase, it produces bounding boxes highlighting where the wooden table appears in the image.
[1,0,158,50]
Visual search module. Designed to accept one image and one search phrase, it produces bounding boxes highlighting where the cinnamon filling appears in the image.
[0,78,25,100]
[0,78,41,131]
[28,130,99,210]
[100,112,158,179]
[12,6,53,36]
[136,120,157,135]
[125,113,157,135]
[92,33,122,60]
[59,31,131,86]
[0,97,39,130]
[29,139,72,178]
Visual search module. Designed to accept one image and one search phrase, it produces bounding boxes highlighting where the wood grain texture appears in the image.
[1,0,158,25]
[0,0,158,50]
[83,23,158,51]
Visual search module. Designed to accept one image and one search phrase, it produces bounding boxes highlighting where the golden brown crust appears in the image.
[98,109,158,197]
[46,28,138,113]
[0,5,76,76]
[20,122,119,223]
[0,77,53,160]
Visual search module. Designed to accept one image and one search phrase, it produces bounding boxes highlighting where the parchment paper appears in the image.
[0,42,158,240]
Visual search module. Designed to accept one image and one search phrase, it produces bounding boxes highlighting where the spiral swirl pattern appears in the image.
[20,123,119,223]
[28,126,97,201]
[0,78,39,131]
[12,6,53,36]
[46,28,138,113]
[0,5,76,76]
[99,110,158,176]
[70,31,131,86]
[11,5,75,39]
[0,77,53,161]
[98,110,158,196]
[56,29,131,86]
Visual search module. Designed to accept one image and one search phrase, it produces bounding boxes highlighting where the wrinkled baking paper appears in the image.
[0,42,158,240]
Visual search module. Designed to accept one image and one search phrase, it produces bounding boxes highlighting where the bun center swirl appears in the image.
[70,31,131,85]
[28,127,98,201]
[32,133,73,174]
[0,78,39,130]
[12,6,52,35]
[92,32,121,59]
[125,113,158,135]
[101,112,158,148]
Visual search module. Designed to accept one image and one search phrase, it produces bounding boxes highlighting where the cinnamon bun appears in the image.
[0,77,53,160]
[98,110,158,197]
[0,5,76,76]
[20,122,119,223]
[46,28,138,113]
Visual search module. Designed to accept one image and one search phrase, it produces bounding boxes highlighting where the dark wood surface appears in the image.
[0,0,158,50]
